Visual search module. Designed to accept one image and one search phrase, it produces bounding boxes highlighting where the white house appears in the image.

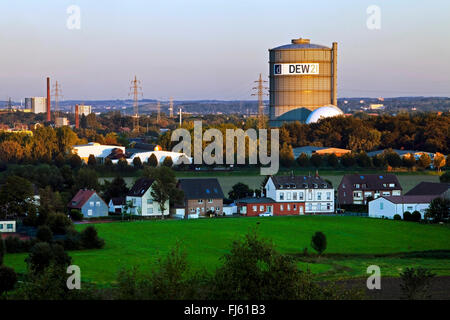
[368,195,437,219]
[126,178,169,217]
[265,173,335,214]
[0,221,16,233]
[72,142,125,163]
[108,197,125,214]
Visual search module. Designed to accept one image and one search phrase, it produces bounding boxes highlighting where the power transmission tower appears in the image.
[157,101,161,124]
[169,97,174,118]
[52,81,62,119]
[129,75,143,132]
[252,73,268,128]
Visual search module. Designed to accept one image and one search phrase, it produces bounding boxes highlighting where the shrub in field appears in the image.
[63,228,82,250]
[26,242,71,274]
[0,266,17,296]
[411,211,422,222]
[393,214,402,221]
[69,209,84,221]
[36,225,53,243]
[47,212,73,234]
[80,226,105,249]
[400,267,435,300]
[403,211,412,221]
[311,231,327,256]
[4,236,36,253]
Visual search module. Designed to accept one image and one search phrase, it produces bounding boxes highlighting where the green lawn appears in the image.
[4,216,450,284]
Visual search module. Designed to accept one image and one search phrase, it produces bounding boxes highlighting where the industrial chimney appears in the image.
[46,77,51,122]
[75,104,79,129]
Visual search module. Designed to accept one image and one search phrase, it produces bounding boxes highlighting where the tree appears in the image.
[356,152,372,168]
[384,151,402,168]
[417,153,431,169]
[102,176,129,203]
[400,267,435,300]
[0,238,4,265]
[311,231,327,256]
[73,167,99,191]
[38,186,65,225]
[433,152,446,172]
[228,182,252,201]
[148,154,158,167]
[117,158,129,171]
[87,154,97,167]
[46,213,73,235]
[133,157,143,169]
[327,153,339,168]
[36,225,53,243]
[0,266,17,297]
[144,167,184,219]
[0,140,24,163]
[0,175,35,220]
[162,156,173,168]
[280,143,295,167]
[69,154,82,169]
[341,153,356,167]
[411,211,421,222]
[26,243,71,274]
[296,153,309,167]
[402,153,416,169]
[56,126,79,154]
[425,197,450,222]
[310,153,322,168]
[403,211,412,221]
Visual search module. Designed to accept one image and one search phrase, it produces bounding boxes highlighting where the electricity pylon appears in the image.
[252,73,268,128]
[129,75,142,132]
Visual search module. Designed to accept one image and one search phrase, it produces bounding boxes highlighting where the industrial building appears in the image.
[31,97,47,114]
[269,37,343,127]
[78,105,92,116]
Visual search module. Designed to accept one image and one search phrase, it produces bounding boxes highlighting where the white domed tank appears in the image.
[305,105,343,124]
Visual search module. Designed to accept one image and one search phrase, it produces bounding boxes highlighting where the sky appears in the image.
[0,0,449,100]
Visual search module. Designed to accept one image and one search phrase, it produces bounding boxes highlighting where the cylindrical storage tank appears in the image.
[269,38,338,127]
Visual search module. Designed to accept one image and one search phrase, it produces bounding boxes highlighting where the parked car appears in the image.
[259,212,273,217]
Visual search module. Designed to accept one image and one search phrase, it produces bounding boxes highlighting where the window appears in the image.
[317,193,322,200]
[211,207,215,211]
[198,199,203,204]
[96,201,100,207]
[279,192,284,201]
[327,203,331,210]
[190,208,195,212]
[287,204,291,211]
[147,199,153,204]
[0,224,3,229]
[88,209,93,216]
[216,207,220,211]
[326,192,331,200]
[208,199,213,203]
[253,206,257,212]
[7,224,13,229]
[355,184,360,189]
[380,202,384,210]
[299,192,304,200]
[407,206,413,211]
[293,193,297,200]
[148,207,153,214]
[293,204,297,210]
[280,205,284,211]
[287,192,292,200]
[90,201,94,207]
[308,191,312,200]
[382,191,390,196]
[389,183,395,187]
[260,205,264,212]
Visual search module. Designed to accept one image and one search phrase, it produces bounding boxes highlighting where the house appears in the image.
[67,190,109,218]
[0,221,16,233]
[405,182,450,199]
[72,142,125,163]
[264,173,335,214]
[126,178,169,217]
[338,174,402,205]
[108,197,126,214]
[177,178,224,217]
[368,195,437,219]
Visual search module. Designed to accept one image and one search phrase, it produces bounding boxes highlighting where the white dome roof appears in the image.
[305,105,343,124]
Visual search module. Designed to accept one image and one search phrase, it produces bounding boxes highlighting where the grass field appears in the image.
[4,216,450,284]
[101,173,441,196]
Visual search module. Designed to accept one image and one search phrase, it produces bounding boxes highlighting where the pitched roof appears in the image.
[236,197,276,204]
[178,178,224,199]
[68,189,95,209]
[340,174,402,190]
[405,182,449,196]
[127,178,155,197]
[382,195,438,204]
[269,175,332,190]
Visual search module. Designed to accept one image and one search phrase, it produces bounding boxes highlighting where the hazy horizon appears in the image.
[1,0,449,101]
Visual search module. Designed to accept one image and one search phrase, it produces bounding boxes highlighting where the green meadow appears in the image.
[4,216,450,285]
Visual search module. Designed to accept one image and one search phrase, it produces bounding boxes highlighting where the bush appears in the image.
[63,228,82,250]
[403,211,412,221]
[69,209,84,221]
[400,267,435,300]
[411,211,422,222]
[0,265,17,295]
[47,213,73,234]
[311,231,327,255]
[26,242,71,274]
[36,225,53,243]
[80,226,105,249]
[162,156,173,168]
[4,236,36,253]
[0,238,4,265]
[393,214,402,220]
